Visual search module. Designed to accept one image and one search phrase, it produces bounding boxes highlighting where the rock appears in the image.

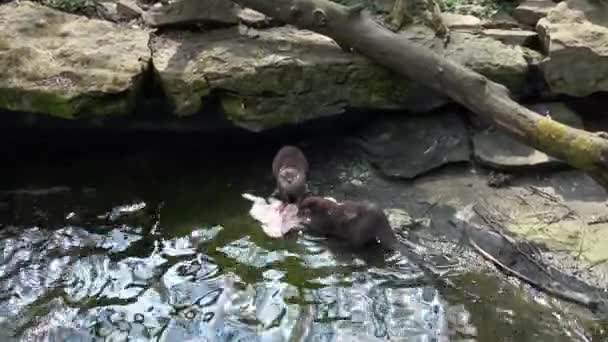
[357,111,470,179]
[116,0,144,20]
[481,29,537,46]
[142,0,238,27]
[152,26,446,130]
[236,7,278,29]
[473,102,584,169]
[97,1,120,22]
[474,130,561,169]
[0,1,150,119]
[444,31,531,93]
[537,0,608,97]
[512,0,555,26]
[440,13,482,31]
[482,11,521,30]
[376,0,396,13]
[153,25,532,131]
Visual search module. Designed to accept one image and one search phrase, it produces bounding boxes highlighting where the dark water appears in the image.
[0,132,602,341]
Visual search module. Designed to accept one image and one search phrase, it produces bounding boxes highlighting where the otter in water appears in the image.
[298,196,438,275]
[297,196,401,249]
[271,145,309,205]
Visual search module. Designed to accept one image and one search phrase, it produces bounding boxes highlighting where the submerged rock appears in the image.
[537,0,608,97]
[0,1,150,119]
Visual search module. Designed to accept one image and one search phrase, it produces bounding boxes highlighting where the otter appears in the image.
[298,196,400,249]
[271,145,309,205]
[298,196,437,275]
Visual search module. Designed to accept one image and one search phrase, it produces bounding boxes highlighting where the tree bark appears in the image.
[231,0,608,189]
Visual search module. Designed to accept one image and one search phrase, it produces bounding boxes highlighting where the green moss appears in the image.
[220,93,247,118]
[0,88,76,118]
[536,117,602,169]
[158,76,210,116]
[0,85,138,119]
[0,38,9,51]
[218,62,414,129]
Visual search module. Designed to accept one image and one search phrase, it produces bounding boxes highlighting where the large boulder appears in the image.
[153,25,532,131]
[0,1,150,119]
[537,0,608,97]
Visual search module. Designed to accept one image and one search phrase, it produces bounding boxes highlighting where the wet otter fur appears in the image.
[298,196,441,276]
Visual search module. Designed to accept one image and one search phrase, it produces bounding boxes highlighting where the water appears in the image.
[0,137,603,341]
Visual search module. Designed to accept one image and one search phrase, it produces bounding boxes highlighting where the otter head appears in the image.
[298,196,334,217]
[278,167,306,204]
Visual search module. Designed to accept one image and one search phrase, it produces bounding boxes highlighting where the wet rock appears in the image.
[512,0,556,26]
[473,102,583,169]
[142,0,238,27]
[441,13,482,31]
[537,0,608,97]
[153,25,532,130]
[0,1,150,119]
[481,28,537,47]
[358,111,470,179]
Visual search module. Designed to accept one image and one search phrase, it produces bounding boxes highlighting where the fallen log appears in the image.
[230,0,608,189]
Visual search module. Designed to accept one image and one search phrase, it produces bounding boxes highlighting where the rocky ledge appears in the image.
[0,0,607,129]
[537,0,608,96]
[0,1,150,119]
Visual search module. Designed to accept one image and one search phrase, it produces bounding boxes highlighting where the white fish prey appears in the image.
[242,193,304,238]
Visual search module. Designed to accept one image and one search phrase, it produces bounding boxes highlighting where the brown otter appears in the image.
[298,196,400,249]
[297,196,436,274]
[271,145,309,205]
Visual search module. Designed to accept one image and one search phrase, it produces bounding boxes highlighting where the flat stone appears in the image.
[482,28,538,46]
[0,1,150,118]
[236,7,278,29]
[116,0,144,20]
[440,13,482,31]
[513,0,556,26]
[142,0,238,27]
[537,0,608,97]
[482,11,521,29]
[473,102,584,169]
[358,110,470,179]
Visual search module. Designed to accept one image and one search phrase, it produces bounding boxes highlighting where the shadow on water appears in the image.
[0,110,604,341]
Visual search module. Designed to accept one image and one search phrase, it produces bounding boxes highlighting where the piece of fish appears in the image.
[242,193,304,238]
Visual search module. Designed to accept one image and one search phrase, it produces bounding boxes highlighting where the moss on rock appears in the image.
[0,1,150,118]
[152,25,531,131]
